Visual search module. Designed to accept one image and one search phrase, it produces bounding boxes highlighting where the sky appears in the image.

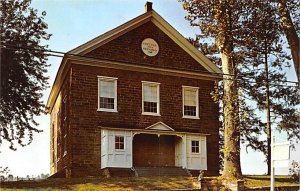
[0,0,299,178]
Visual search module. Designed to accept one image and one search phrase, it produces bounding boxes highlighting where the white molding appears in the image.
[141,112,161,116]
[97,108,118,113]
[182,86,199,118]
[145,121,175,131]
[98,76,118,112]
[99,126,210,136]
[150,12,222,74]
[142,81,160,115]
[141,81,161,85]
[182,85,199,89]
[97,76,118,80]
[182,116,200,120]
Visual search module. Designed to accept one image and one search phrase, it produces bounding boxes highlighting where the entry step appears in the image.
[133,166,191,177]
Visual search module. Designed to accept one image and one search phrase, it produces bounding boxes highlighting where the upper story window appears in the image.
[191,140,200,153]
[182,86,199,119]
[115,136,124,150]
[142,81,160,115]
[98,76,117,112]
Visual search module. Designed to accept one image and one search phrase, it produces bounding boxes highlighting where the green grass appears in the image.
[244,175,299,188]
[0,175,298,191]
[0,177,198,191]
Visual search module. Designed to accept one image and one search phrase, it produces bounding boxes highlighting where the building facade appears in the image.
[47,2,222,178]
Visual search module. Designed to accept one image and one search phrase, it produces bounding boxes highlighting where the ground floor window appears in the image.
[191,140,200,153]
[115,136,124,150]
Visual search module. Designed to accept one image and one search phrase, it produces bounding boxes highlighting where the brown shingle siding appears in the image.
[50,18,220,177]
[86,22,207,73]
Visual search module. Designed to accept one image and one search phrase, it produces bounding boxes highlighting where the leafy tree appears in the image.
[0,0,51,149]
[0,166,10,176]
[277,0,300,82]
[180,0,299,179]
[289,160,300,181]
[239,0,299,175]
[180,0,253,179]
[7,174,13,181]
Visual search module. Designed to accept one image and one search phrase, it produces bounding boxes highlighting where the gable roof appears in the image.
[68,10,222,74]
[145,121,174,131]
[46,8,223,113]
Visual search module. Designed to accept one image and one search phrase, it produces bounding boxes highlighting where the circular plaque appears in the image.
[141,38,159,56]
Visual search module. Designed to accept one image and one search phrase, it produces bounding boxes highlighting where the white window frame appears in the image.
[142,81,160,116]
[114,135,125,151]
[97,76,118,112]
[182,86,199,119]
[191,140,200,154]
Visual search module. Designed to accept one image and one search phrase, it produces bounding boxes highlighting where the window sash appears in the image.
[98,76,117,111]
[144,101,157,113]
[142,82,160,114]
[191,140,200,153]
[143,84,158,102]
[183,86,199,117]
[99,80,115,98]
[115,136,124,150]
[184,89,197,106]
[100,97,114,109]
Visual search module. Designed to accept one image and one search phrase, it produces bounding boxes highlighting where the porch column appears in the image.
[182,134,187,168]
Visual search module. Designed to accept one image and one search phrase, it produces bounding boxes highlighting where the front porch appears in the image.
[133,134,179,167]
[100,122,208,172]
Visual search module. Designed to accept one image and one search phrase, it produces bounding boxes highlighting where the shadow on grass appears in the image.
[245,175,297,183]
[0,177,197,191]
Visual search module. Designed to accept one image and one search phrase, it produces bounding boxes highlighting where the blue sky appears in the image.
[0,0,299,177]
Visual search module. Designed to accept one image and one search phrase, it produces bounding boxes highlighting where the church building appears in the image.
[46,2,221,177]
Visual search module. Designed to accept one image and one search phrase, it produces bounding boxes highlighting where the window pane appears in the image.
[144,84,157,102]
[100,80,115,98]
[192,140,200,153]
[115,136,124,150]
[184,105,196,116]
[100,97,114,109]
[120,143,124,150]
[144,101,157,113]
[184,89,197,106]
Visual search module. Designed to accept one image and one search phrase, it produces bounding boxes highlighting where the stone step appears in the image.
[133,166,191,177]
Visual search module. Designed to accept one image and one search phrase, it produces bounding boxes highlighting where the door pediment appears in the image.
[145,121,174,131]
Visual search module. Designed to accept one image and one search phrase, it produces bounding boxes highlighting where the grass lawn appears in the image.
[0,175,298,190]
[0,177,198,191]
[244,175,299,188]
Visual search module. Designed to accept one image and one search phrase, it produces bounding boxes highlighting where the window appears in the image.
[191,140,200,153]
[183,86,199,118]
[115,136,124,150]
[142,81,160,115]
[98,76,117,112]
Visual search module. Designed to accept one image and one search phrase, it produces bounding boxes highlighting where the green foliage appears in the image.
[0,0,51,149]
[181,0,300,176]
[289,160,300,181]
[0,166,10,176]
[238,0,300,162]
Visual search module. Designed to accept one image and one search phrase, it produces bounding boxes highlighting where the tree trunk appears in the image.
[216,1,242,179]
[277,0,300,82]
[220,47,243,179]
